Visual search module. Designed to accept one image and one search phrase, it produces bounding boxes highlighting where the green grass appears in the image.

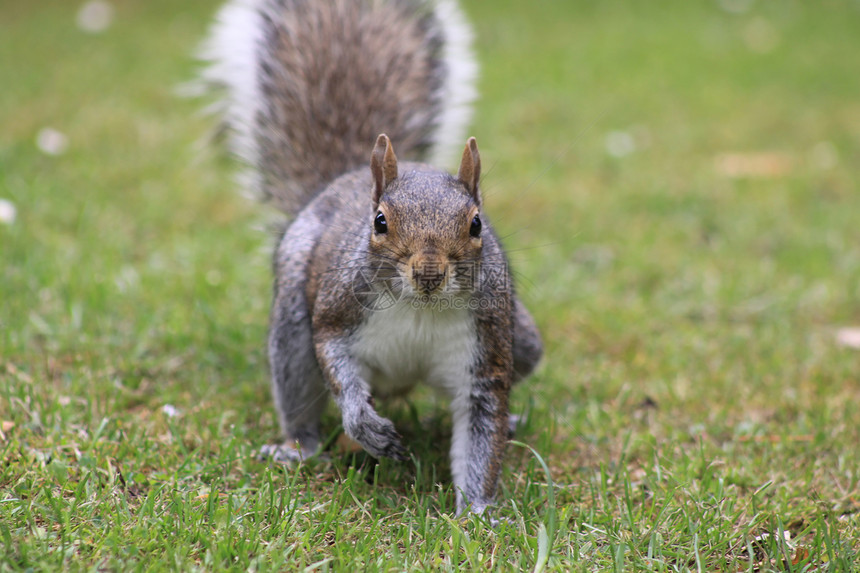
[2,0,859,570]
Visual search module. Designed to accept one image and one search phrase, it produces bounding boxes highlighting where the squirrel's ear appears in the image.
[457,137,481,206]
[370,134,398,207]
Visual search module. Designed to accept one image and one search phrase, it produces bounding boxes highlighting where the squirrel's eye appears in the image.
[469,214,482,238]
[374,211,388,234]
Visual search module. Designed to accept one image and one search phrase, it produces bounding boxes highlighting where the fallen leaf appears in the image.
[77,1,114,34]
[0,199,15,224]
[161,404,180,418]
[36,127,69,156]
[605,130,636,157]
[792,547,810,565]
[836,327,860,349]
[715,152,793,178]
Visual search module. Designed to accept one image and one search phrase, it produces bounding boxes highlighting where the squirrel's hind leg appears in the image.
[263,297,328,462]
[261,241,329,463]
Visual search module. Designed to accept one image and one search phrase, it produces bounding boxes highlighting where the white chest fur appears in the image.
[351,301,477,397]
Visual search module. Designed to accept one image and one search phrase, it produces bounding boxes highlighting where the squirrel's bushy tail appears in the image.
[199,0,478,216]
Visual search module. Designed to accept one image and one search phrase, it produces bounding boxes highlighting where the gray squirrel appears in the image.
[199,0,542,515]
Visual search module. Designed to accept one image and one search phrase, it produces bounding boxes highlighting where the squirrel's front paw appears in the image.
[343,406,407,461]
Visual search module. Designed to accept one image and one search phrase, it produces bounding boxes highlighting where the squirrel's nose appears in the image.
[411,260,447,294]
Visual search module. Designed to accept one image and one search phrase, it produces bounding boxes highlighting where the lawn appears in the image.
[2,0,859,570]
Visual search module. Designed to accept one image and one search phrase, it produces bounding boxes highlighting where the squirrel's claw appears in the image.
[381,439,409,462]
[343,406,407,461]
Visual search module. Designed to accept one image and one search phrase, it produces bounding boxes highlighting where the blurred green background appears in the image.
[1,0,859,569]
